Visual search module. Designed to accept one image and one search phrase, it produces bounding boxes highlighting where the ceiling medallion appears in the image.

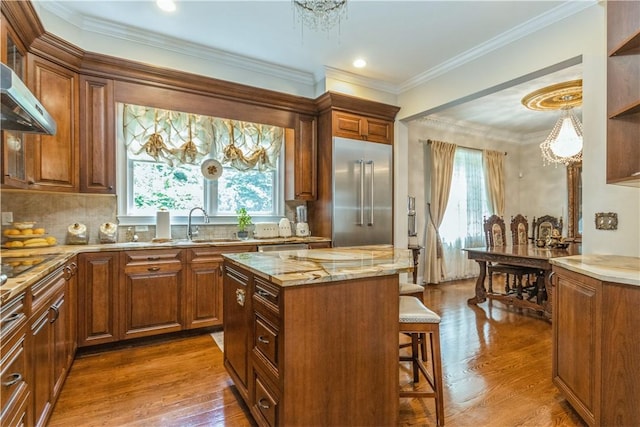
[522,79,583,166]
[521,79,583,111]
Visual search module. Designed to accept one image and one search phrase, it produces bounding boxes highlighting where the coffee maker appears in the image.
[295,205,310,237]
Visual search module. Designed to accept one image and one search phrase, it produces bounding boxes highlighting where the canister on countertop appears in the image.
[99,222,118,244]
[66,223,89,245]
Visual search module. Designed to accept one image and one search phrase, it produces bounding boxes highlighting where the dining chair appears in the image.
[483,215,538,298]
[531,215,564,243]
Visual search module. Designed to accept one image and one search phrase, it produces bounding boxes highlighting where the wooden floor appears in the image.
[49,279,586,427]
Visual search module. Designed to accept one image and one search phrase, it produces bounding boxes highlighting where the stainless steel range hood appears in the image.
[1,62,56,135]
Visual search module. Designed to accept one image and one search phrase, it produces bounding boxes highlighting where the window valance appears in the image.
[121,103,283,171]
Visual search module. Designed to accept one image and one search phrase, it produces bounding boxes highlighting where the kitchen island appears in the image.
[550,255,640,427]
[222,245,413,427]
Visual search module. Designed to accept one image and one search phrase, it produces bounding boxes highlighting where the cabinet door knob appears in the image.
[49,304,60,323]
[2,373,22,387]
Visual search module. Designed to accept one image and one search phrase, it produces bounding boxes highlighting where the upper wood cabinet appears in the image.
[285,114,317,201]
[606,0,640,186]
[79,76,116,193]
[333,111,393,144]
[26,54,79,192]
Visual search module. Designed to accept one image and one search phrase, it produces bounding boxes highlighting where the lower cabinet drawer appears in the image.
[253,373,279,427]
[0,333,28,421]
[254,313,279,373]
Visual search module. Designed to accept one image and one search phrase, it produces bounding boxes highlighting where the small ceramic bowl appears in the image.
[12,221,36,230]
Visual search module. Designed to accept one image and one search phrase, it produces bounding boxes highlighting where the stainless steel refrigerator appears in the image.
[332,137,393,247]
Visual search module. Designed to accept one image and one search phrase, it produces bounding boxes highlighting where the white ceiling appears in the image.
[34,0,588,139]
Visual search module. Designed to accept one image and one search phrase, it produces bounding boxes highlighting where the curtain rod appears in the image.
[421,139,507,156]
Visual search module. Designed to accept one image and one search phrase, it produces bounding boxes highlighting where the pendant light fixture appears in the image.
[522,79,583,166]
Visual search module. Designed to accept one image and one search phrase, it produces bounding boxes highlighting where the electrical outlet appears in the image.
[1,212,13,225]
[135,225,149,232]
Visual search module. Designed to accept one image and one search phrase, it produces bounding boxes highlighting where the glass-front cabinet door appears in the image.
[2,23,30,188]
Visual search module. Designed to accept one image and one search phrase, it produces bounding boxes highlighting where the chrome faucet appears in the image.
[187,207,209,240]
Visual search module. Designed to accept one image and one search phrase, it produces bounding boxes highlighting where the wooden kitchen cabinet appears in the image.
[120,249,184,340]
[606,0,640,186]
[332,111,394,144]
[79,75,116,194]
[0,292,30,426]
[552,265,640,427]
[223,262,253,400]
[77,252,120,347]
[25,54,80,192]
[224,260,400,427]
[1,13,30,189]
[29,266,71,427]
[185,245,255,330]
[284,114,317,201]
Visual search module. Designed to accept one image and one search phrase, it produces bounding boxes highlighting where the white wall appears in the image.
[396,4,640,257]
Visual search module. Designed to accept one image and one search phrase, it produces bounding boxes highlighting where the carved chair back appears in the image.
[483,215,506,247]
[531,215,563,241]
[510,214,529,245]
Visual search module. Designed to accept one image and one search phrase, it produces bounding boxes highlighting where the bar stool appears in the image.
[399,295,445,427]
[399,282,427,360]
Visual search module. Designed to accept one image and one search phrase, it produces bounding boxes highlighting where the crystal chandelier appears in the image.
[521,79,583,166]
[292,0,347,33]
[539,107,583,166]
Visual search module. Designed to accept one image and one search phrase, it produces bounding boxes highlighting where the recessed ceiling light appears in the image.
[157,0,176,12]
[353,59,367,68]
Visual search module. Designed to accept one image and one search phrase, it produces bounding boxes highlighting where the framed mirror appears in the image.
[567,162,582,242]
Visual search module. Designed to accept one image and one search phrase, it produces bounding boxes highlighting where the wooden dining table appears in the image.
[463,244,581,320]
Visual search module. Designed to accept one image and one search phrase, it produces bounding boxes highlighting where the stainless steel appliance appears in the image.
[332,137,392,247]
[1,62,56,134]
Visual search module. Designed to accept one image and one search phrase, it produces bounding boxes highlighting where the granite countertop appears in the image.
[223,245,413,287]
[550,255,640,286]
[0,236,331,303]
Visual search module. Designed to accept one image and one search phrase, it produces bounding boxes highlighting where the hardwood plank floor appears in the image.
[49,279,586,426]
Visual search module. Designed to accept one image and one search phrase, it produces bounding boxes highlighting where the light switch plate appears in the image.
[1,212,13,225]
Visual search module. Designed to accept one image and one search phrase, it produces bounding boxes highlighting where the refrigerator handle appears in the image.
[367,160,374,226]
[358,160,364,226]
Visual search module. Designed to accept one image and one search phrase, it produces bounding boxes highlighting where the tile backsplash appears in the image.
[2,190,117,244]
[1,190,307,244]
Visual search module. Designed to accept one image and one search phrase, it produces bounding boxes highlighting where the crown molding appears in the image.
[418,116,530,144]
[36,1,316,87]
[324,66,399,95]
[398,1,596,93]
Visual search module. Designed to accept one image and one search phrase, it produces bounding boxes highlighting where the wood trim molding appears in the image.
[315,91,401,120]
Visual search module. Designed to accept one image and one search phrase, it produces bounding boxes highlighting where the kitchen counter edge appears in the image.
[0,236,331,303]
[223,245,413,287]
[550,254,640,286]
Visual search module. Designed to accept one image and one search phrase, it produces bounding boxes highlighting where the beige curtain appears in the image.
[122,103,283,170]
[425,140,457,284]
[483,150,505,216]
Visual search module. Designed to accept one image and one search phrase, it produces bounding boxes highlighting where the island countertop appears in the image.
[550,254,640,286]
[222,244,413,286]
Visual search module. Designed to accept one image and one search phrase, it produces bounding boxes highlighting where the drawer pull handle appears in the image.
[148,267,161,272]
[4,313,21,323]
[2,373,22,387]
[50,305,60,323]
[147,256,161,261]
[258,398,270,409]
[256,289,270,298]
[258,336,270,344]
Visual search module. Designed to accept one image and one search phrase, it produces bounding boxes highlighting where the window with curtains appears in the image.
[439,148,490,280]
[117,103,284,223]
